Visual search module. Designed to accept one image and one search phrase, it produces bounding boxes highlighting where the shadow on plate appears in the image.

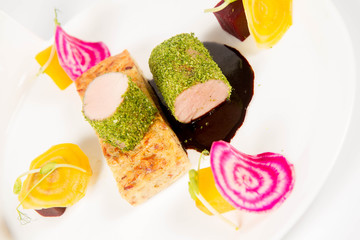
[77,134,104,186]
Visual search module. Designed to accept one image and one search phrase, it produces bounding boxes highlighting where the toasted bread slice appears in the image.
[76,50,190,205]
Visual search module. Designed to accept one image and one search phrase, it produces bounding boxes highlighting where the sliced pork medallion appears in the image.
[83,72,158,151]
[149,33,231,123]
[76,51,191,205]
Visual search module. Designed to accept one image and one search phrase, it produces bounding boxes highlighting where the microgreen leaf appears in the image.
[204,0,237,13]
[188,169,199,200]
[202,149,210,156]
[188,182,197,201]
[188,150,207,200]
[189,169,199,195]
[14,159,88,224]
[54,163,88,174]
[189,169,198,180]
[36,9,60,78]
[54,8,61,26]
[16,167,56,225]
[187,148,240,230]
[36,44,56,77]
[40,162,57,175]
[13,178,22,195]
[17,208,31,225]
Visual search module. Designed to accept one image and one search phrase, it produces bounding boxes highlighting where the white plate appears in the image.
[0,0,356,239]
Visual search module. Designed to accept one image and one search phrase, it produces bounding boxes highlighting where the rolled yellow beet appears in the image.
[18,143,92,209]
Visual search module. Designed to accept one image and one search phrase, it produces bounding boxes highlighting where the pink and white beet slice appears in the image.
[210,141,295,212]
[55,25,111,81]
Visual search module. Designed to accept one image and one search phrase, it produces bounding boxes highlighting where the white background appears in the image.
[0,0,360,239]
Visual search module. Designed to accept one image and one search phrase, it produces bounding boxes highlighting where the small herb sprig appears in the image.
[188,150,240,230]
[36,9,60,77]
[13,161,87,224]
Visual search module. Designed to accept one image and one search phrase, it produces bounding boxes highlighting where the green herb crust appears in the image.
[85,79,158,151]
[148,33,231,119]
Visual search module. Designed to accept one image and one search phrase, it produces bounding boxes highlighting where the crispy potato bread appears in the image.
[76,50,190,205]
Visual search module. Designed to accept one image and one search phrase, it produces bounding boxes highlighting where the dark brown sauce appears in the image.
[35,207,66,217]
[150,42,254,152]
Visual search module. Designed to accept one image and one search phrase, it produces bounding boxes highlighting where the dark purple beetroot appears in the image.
[213,0,250,41]
[35,207,66,217]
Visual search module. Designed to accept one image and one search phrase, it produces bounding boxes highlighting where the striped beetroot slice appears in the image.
[55,25,111,81]
[210,141,295,212]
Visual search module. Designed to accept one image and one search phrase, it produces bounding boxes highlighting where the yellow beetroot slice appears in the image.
[242,0,292,48]
[35,45,73,90]
[195,167,235,215]
[17,143,92,210]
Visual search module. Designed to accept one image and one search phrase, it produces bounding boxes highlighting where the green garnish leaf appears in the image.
[188,169,199,200]
[188,182,197,201]
[40,162,57,175]
[54,8,61,26]
[15,167,56,225]
[13,178,22,195]
[189,169,198,180]
[204,0,237,13]
[17,208,31,225]
[14,160,89,224]
[202,149,210,156]
[189,169,199,195]
[188,150,209,201]
[36,9,60,78]
[187,148,240,230]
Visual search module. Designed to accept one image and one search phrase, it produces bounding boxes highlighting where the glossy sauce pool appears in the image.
[150,42,254,152]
